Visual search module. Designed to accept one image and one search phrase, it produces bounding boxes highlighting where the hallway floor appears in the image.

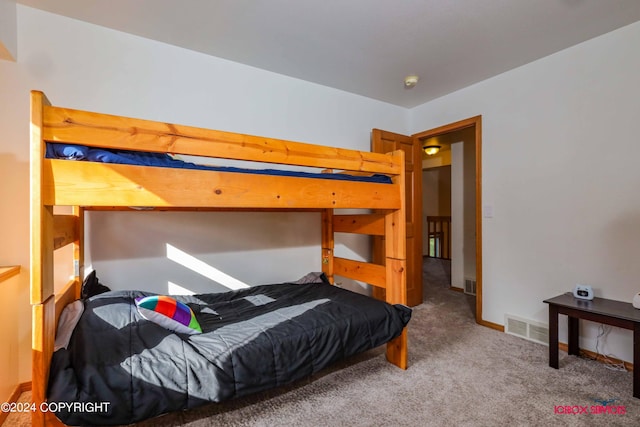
[421,256,475,319]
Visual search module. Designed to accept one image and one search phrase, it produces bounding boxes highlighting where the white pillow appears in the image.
[54,300,84,351]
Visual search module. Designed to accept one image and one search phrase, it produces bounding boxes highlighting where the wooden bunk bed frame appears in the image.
[30,90,407,426]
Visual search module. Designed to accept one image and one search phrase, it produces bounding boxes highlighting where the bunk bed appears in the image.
[30,90,409,426]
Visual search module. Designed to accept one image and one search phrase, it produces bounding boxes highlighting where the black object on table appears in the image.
[544,292,640,399]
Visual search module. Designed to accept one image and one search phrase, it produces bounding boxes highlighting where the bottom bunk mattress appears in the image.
[48,276,411,425]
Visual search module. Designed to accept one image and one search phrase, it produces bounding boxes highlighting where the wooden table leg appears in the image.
[634,323,639,398]
[549,304,559,369]
[568,316,580,356]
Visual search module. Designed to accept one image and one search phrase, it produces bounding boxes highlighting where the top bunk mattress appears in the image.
[46,143,393,184]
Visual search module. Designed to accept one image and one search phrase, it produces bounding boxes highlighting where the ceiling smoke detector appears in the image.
[404,75,419,88]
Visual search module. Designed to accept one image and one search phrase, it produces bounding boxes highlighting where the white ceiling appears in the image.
[16,0,640,107]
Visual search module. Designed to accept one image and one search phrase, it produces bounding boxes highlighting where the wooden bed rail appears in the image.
[333,214,385,235]
[52,215,78,250]
[41,100,402,176]
[42,159,401,209]
[323,212,402,291]
[334,258,386,288]
[32,278,80,427]
[32,276,81,408]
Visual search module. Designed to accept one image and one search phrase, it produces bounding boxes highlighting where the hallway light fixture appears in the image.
[423,145,440,156]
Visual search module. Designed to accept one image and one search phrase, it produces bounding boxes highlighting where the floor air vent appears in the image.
[504,314,549,346]
[464,279,476,296]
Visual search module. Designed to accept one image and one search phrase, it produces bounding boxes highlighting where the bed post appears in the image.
[30,91,53,313]
[321,209,335,284]
[73,205,84,295]
[385,150,408,369]
[31,90,56,427]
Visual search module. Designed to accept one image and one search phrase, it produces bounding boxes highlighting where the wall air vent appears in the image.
[506,316,528,338]
[529,323,549,345]
[464,279,476,296]
[504,314,549,346]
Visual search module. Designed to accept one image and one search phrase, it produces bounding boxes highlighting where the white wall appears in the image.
[0,6,408,382]
[450,142,464,289]
[410,20,640,362]
[462,136,476,281]
[0,0,17,60]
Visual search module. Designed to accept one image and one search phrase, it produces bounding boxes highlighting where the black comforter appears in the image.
[48,279,411,425]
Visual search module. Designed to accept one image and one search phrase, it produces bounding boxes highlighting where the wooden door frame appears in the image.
[413,116,493,329]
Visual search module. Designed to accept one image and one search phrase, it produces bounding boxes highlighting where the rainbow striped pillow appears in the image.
[135,295,202,335]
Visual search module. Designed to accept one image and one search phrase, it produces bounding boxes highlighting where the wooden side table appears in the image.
[544,292,640,398]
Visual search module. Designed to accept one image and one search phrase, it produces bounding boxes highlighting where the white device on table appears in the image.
[633,292,640,309]
[573,284,594,300]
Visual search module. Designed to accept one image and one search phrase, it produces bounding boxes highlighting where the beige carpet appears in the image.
[5,259,640,426]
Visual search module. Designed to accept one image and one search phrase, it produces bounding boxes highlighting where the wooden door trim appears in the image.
[413,115,483,326]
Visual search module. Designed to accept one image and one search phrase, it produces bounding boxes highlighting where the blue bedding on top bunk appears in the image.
[46,143,393,184]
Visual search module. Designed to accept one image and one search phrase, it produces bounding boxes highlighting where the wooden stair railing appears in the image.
[426,216,451,260]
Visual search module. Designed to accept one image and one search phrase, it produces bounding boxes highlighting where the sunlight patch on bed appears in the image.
[166,244,250,290]
[123,298,330,399]
[192,298,331,352]
[168,281,196,295]
[243,294,276,306]
[94,303,136,328]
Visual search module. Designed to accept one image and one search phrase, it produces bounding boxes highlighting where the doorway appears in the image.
[413,116,484,326]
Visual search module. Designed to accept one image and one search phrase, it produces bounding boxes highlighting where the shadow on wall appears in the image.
[88,211,321,260]
[87,210,374,294]
[88,211,329,293]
